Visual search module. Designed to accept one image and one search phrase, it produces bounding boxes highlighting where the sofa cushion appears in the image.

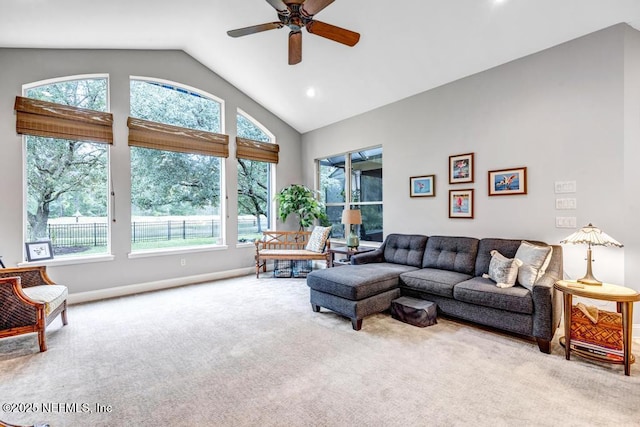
[383,234,428,267]
[22,285,68,316]
[307,263,418,300]
[422,236,478,275]
[515,241,552,290]
[453,277,533,314]
[400,268,473,298]
[305,226,332,253]
[475,238,523,277]
[485,250,522,288]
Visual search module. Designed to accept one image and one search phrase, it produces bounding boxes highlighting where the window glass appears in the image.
[318,148,383,243]
[24,78,110,258]
[237,112,273,243]
[130,79,223,251]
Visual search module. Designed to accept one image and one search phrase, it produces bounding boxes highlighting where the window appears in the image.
[236,111,276,243]
[22,77,111,259]
[318,147,383,243]
[129,78,225,252]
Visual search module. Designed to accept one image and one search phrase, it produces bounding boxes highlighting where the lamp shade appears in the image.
[560,223,623,248]
[341,209,362,225]
[560,223,623,286]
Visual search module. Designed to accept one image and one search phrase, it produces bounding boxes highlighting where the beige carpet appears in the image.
[1,275,639,427]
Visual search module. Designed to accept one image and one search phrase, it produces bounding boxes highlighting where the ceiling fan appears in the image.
[227,0,360,65]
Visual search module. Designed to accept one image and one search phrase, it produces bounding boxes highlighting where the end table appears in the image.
[329,246,374,267]
[554,280,640,376]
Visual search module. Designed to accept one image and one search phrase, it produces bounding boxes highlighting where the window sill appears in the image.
[18,254,115,268]
[128,245,228,259]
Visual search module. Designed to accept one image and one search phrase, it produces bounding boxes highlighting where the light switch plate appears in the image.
[555,181,577,193]
[555,198,577,210]
[556,216,577,228]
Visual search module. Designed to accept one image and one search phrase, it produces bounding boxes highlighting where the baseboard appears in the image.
[67,266,255,305]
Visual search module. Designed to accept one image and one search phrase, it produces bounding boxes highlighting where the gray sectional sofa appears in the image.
[306,233,563,353]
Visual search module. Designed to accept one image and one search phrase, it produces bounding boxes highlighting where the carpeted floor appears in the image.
[1,275,639,427]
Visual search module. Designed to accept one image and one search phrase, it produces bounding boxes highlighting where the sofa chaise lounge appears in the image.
[306,233,562,353]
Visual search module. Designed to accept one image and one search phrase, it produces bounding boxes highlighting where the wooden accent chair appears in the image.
[0,266,68,352]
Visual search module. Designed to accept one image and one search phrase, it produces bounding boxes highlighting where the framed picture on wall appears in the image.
[25,241,54,262]
[410,175,436,197]
[449,153,474,184]
[449,189,474,218]
[488,167,527,196]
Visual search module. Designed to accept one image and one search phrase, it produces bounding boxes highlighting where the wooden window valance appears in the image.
[127,117,229,158]
[14,96,114,144]
[236,137,279,163]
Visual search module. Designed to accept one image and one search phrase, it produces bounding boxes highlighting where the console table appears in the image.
[554,280,640,375]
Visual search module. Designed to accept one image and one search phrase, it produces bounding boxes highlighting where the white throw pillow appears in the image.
[305,226,332,253]
[514,241,552,290]
[483,250,523,288]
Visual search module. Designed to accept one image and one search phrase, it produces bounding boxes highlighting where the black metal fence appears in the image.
[42,220,220,248]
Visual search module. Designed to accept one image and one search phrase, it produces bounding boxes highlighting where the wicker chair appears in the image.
[0,266,68,352]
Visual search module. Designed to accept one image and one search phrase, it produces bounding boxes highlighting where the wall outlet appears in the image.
[556,217,577,228]
[180,258,186,266]
[554,180,576,193]
[555,198,577,210]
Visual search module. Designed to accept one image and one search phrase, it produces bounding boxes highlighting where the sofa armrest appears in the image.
[531,273,561,341]
[351,248,384,265]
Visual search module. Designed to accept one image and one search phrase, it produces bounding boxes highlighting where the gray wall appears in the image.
[0,49,302,293]
[302,25,639,323]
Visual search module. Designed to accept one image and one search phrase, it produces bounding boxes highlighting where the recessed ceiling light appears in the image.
[306,87,316,98]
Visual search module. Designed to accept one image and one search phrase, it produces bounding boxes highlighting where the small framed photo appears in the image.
[449,153,474,184]
[449,189,474,218]
[410,175,436,197]
[25,241,54,262]
[488,167,527,196]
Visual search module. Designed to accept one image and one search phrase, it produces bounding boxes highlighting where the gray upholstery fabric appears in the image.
[310,288,401,319]
[401,289,533,337]
[422,236,479,274]
[400,268,472,298]
[475,238,522,277]
[382,234,428,267]
[307,263,417,300]
[453,276,533,314]
[351,247,385,265]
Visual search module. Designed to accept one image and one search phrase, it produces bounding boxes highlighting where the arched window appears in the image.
[129,78,226,252]
[21,75,111,259]
[236,110,276,243]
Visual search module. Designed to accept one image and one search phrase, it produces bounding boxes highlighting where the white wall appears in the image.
[0,49,302,294]
[302,25,640,324]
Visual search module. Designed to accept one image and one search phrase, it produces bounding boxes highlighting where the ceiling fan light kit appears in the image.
[227,0,360,65]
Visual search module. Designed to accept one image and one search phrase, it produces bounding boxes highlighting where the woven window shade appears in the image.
[127,117,229,157]
[15,96,113,144]
[236,137,279,163]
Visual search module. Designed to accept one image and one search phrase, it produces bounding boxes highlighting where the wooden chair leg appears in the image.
[61,303,68,326]
[38,329,47,352]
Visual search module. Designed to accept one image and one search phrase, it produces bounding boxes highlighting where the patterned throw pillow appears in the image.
[483,250,523,288]
[305,226,332,253]
[514,241,552,290]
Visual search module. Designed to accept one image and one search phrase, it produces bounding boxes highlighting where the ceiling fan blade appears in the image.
[301,0,334,17]
[227,22,284,38]
[306,20,360,46]
[289,31,302,65]
[265,0,290,15]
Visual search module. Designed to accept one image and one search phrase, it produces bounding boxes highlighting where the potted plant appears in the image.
[276,184,328,230]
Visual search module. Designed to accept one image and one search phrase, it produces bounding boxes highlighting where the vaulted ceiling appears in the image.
[1,0,639,133]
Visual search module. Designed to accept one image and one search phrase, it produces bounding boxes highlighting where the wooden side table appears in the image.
[329,246,374,267]
[554,280,640,375]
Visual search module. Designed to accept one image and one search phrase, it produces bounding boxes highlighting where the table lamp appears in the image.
[560,223,623,285]
[341,209,362,249]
